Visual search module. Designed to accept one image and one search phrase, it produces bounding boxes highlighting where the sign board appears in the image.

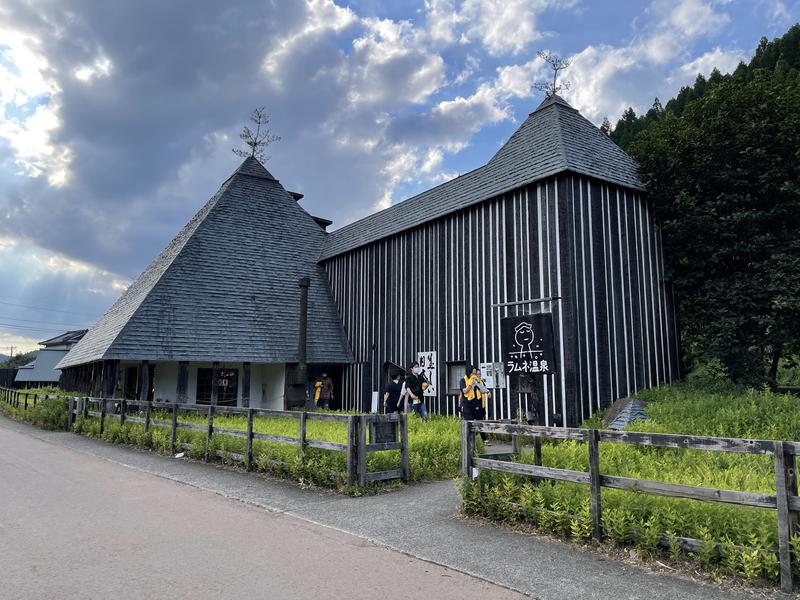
[479,362,507,389]
[416,351,437,397]
[501,313,558,375]
[371,421,398,444]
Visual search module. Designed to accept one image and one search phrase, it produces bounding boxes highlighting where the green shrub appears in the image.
[460,382,800,584]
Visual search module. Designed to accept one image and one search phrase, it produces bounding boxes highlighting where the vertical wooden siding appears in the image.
[324,174,677,425]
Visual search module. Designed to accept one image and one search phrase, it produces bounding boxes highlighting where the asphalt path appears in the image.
[0,418,523,600]
[0,416,787,599]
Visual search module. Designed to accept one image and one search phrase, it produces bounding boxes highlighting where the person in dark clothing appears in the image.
[460,365,490,443]
[314,371,334,410]
[405,361,428,420]
[383,372,403,413]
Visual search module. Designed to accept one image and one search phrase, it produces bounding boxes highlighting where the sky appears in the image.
[0,0,797,354]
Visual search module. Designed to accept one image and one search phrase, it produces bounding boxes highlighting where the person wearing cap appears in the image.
[404,361,428,420]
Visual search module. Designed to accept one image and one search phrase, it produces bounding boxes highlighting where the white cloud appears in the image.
[74,56,112,82]
[562,0,744,122]
[0,28,72,186]
[675,46,746,79]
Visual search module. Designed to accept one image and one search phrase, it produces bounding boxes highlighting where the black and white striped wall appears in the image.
[322,173,679,426]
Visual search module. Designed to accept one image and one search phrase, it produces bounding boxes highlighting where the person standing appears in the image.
[460,365,490,443]
[383,372,403,413]
[405,361,428,420]
[314,371,334,410]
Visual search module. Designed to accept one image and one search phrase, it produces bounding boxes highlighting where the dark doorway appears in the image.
[197,368,239,406]
[123,366,139,400]
[307,364,343,410]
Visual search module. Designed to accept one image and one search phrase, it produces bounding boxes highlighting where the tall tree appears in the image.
[630,70,800,385]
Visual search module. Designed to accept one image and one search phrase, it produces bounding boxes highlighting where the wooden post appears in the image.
[120,400,127,426]
[346,416,356,486]
[139,361,150,403]
[511,433,520,455]
[775,440,797,592]
[588,429,603,542]
[242,362,251,408]
[298,411,307,466]
[144,401,151,434]
[100,399,106,434]
[83,397,89,419]
[210,361,220,406]
[461,420,477,478]
[205,405,214,461]
[246,408,254,471]
[177,361,189,403]
[170,403,178,454]
[67,397,74,430]
[358,415,367,487]
[400,413,410,483]
[23,393,28,411]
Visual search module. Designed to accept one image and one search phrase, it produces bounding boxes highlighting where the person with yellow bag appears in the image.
[313,371,334,410]
[460,365,490,444]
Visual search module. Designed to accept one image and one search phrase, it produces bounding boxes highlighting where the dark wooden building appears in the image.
[321,95,680,426]
[57,95,678,426]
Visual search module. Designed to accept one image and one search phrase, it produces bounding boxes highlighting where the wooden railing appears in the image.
[1,388,410,486]
[462,420,800,592]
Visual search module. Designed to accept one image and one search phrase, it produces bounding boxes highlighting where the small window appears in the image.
[197,368,239,406]
[447,362,466,394]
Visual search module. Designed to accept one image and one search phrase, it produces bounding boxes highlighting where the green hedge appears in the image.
[461,383,800,584]
[69,408,462,492]
[0,388,68,430]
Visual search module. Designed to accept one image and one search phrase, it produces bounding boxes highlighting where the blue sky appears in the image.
[0,0,797,353]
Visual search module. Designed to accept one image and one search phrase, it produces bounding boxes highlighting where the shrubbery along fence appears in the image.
[462,420,800,592]
[1,387,410,487]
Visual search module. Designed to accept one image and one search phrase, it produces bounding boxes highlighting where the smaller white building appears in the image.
[15,330,87,388]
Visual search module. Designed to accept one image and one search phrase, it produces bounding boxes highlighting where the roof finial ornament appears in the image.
[233,107,281,163]
[533,50,571,98]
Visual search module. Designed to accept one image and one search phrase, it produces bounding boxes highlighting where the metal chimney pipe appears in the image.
[297,277,311,368]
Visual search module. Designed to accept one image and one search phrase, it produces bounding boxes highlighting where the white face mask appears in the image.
[413,367,421,375]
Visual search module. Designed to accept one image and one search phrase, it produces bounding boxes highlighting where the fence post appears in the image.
[120,400,127,427]
[588,429,603,542]
[346,416,356,486]
[357,415,367,487]
[298,412,307,466]
[67,397,74,430]
[246,408,254,472]
[461,420,476,478]
[100,399,106,434]
[170,403,178,454]
[23,393,28,411]
[205,405,214,462]
[775,440,797,593]
[400,413,410,483]
[144,401,151,434]
[83,397,89,419]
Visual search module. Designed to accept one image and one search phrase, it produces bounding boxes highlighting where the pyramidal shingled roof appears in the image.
[320,95,644,260]
[58,157,354,369]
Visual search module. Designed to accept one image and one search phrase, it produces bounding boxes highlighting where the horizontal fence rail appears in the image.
[462,420,800,593]
[1,388,410,487]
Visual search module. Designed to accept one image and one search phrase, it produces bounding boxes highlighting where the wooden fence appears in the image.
[1,388,410,487]
[462,420,800,592]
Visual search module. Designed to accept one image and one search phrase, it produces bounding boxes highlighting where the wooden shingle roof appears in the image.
[58,157,354,368]
[320,95,644,260]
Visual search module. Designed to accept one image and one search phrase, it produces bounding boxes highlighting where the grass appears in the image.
[460,382,800,585]
[0,387,68,430]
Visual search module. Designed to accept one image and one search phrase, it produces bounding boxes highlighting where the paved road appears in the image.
[0,419,523,600]
[0,417,785,600]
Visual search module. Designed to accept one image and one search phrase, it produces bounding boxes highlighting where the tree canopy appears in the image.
[623,25,800,385]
